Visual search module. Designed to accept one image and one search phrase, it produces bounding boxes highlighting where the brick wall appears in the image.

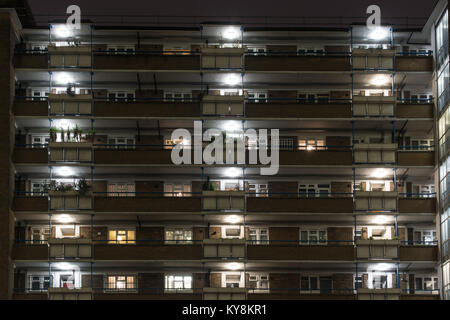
[268,181,297,197]
[332,274,353,293]
[136,227,164,241]
[269,227,299,242]
[327,227,353,245]
[270,274,300,294]
[81,274,104,291]
[135,181,164,194]
[79,226,108,241]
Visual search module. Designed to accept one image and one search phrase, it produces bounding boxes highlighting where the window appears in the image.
[31,90,49,101]
[31,180,49,196]
[31,227,50,243]
[298,184,330,198]
[225,274,241,288]
[300,230,327,245]
[31,135,50,147]
[164,137,189,149]
[108,229,136,244]
[415,277,438,292]
[248,228,269,245]
[165,228,193,244]
[107,183,135,197]
[411,185,435,198]
[164,183,191,197]
[247,183,268,197]
[413,230,437,245]
[107,137,135,149]
[107,46,135,55]
[29,276,51,291]
[165,275,192,291]
[298,138,325,150]
[247,91,267,102]
[106,275,136,291]
[248,274,269,292]
[60,274,75,289]
[164,92,192,102]
[222,226,243,239]
[247,47,266,55]
[300,276,319,292]
[108,91,135,101]
[410,139,434,151]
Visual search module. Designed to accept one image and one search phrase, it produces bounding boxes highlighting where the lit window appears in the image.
[164,183,191,197]
[165,229,193,244]
[248,228,269,245]
[108,229,136,244]
[165,275,192,291]
[106,275,136,291]
[300,230,327,245]
[107,183,135,197]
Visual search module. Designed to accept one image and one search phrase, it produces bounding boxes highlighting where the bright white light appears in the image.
[56,167,74,177]
[371,168,390,179]
[370,75,390,86]
[373,263,392,272]
[225,215,242,224]
[54,72,73,85]
[225,168,241,178]
[223,121,241,132]
[373,215,389,225]
[53,24,73,38]
[56,214,73,223]
[226,262,242,271]
[368,27,390,40]
[224,74,241,86]
[222,27,240,40]
[54,119,74,130]
[55,262,73,270]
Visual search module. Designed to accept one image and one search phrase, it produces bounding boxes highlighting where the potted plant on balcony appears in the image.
[87,129,96,143]
[76,178,91,196]
[59,127,65,143]
[49,127,58,142]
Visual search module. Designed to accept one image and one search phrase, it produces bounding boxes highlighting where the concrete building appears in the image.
[0,0,448,300]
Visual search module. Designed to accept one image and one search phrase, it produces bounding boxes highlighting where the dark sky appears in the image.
[28,0,438,19]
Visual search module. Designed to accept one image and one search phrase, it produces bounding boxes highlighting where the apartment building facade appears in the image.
[0,0,448,300]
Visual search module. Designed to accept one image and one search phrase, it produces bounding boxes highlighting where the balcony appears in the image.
[13,244,48,260]
[245,54,351,72]
[14,52,48,69]
[279,150,353,166]
[352,96,395,117]
[398,198,436,213]
[14,99,48,116]
[94,148,173,165]
[200,47,244,70]
[396,103,433,118]
[13,196,48,212]
[203,239,246,259]
[245,101,351,118]
[49,142,93,163]
[203,287,246,300]
[357,288,402,300]
[48,288,93,300]
[202,191,245,211]
[354,191,397,213]
[48,94,92,115]
[353,143,397,164]
[93,196,201,213]
[398,245,438,261]
[93,100,201,118]
[247,197,353,213]
[247,244,355,260]
[397,151,435,166]
[49,191,93,210]
[93,51,200,71]
[13,147,48,164]
[48,45,92,69]
[395,56,433,72]
[355,239,400,259]
[352,48,395,71]
[93,243,202,260]
[48,239,92,260]
[202,95,244,116]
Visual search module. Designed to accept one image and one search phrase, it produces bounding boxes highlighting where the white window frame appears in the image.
[221,225,244,239]
[248,273,269,293]
[164,274,193,292]
[412,184,435,197]
[29,275,52,292]
[248,227,269,245]
[164,92,192,102]
[247,91,267,103]
[222,272,245,288]
[413,229,437,245]
[414,276,439,293]
[300,229,327,245]
[108,91,135,102]
[107,136,135,149]
[30,227,50,243]
[165,228,193,244]
[106,45,135,55]
[298,183,330,198]
[247,183,268,197]
[31,135,50,147]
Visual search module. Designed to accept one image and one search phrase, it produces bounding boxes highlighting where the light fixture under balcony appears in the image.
[222,27,240,40]
[372,215,389,225]
[223,74,241,86]
[55,262,74,270]
[368,27,390,40]
[54,72,74,85]
[371,168,390,179]
[225,167,242,178]
[225,215,242,224]
[56,167,74,177]
[370,75,390,86]
[53,24,72,38]
[56,214,73,223]
[226,262,242,271]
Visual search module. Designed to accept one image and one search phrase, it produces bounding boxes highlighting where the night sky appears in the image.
[27,0,438,22]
